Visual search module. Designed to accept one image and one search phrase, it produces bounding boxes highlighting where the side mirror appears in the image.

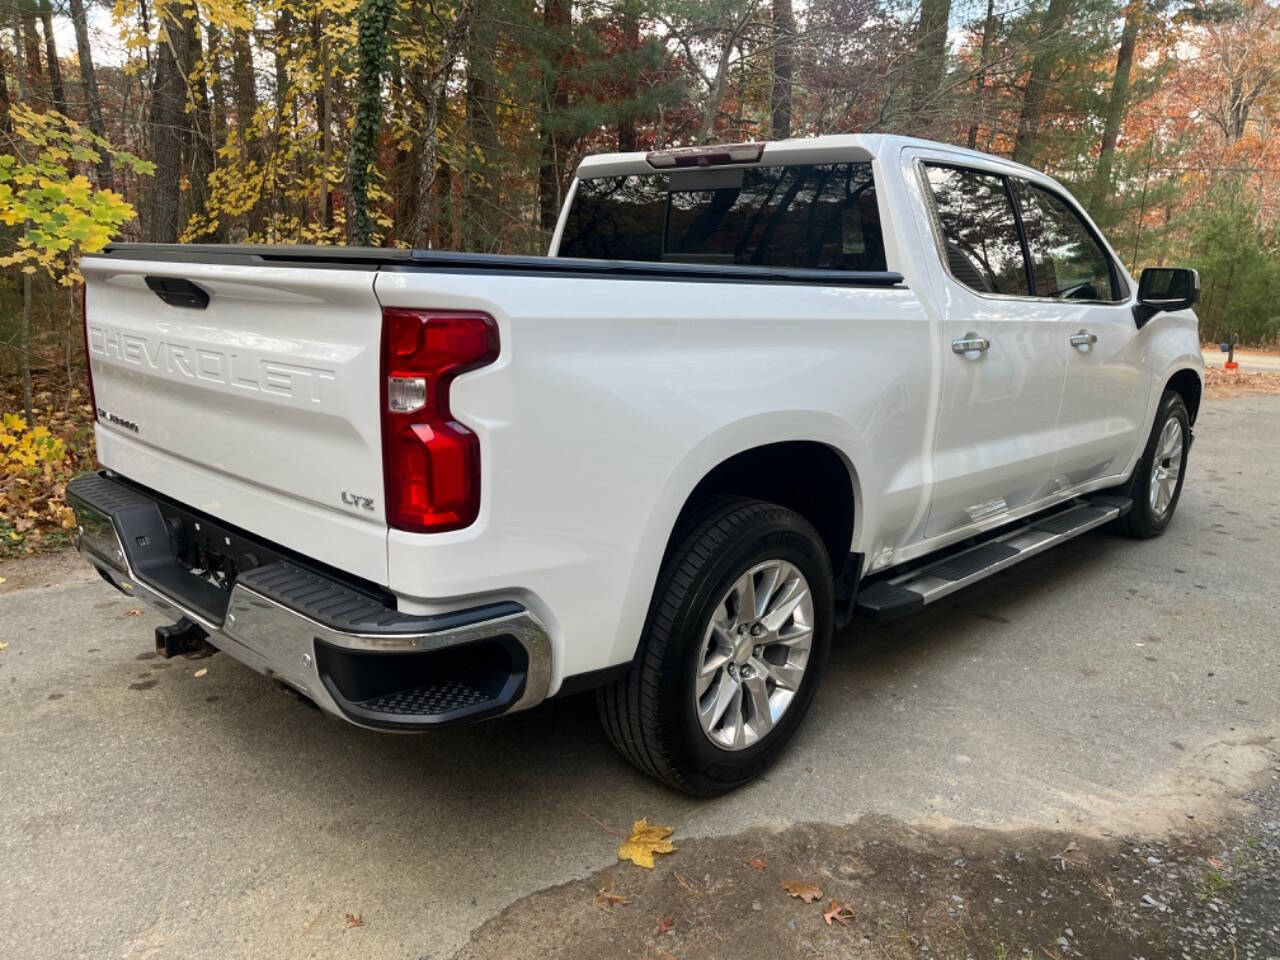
[1134,267,1199,327]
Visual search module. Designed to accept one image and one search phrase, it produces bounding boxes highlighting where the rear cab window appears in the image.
[558,162,888,272]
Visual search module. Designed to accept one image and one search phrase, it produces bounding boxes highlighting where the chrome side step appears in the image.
[854,495,1132,620]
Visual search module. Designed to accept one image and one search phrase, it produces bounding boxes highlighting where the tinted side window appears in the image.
[557,163,886,271]
[924,165,1029,296]
[1015,183,1117,301]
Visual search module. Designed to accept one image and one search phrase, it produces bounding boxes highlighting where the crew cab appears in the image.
[69,135,1203,794]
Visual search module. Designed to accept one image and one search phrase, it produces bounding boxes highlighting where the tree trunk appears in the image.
[183,10,218,238]
[463,0,500,250]
[966,0,998,150]
[391,55,418,246]
[68,0,112,187]
[697,3,755,144]
[616,1,640,151]
[37,0,65,112]
[347,0,396,246]
[410,0,473,247]
[1012,0,1070,165]
[1090,1,1142,213]
[231,24,259,158]
[909,0,950,131]
[14,5,32,423]
[315,12,333,230]
[22,267,33,423]
[273,3,292,120]
[538,0,572,241]
[206,21,228,145]
[0,31,11,132]
[145,6,187,243]
[21,5,42,88]
[770,0,794,139]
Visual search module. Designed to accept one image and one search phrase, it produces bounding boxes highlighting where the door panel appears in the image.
[915,162,1067,538]
[1011,180,1152,486]
[1055,310,1152,485]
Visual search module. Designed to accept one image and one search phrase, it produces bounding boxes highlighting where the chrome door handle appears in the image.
[1070,330,1098,349]
[951,334,990,357]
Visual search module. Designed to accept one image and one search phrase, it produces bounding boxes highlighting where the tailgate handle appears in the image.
[145,276,210,310]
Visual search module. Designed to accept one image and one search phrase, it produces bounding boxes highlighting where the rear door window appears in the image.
[558,162,887,271]
[923,164,1030,296]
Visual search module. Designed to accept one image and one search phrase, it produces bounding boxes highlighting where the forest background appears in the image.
[0,0,1276,552]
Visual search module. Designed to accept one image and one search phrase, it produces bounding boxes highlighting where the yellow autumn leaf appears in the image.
[617,818,675,869]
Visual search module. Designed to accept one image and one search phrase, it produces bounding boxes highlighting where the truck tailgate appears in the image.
[81,256,390,584]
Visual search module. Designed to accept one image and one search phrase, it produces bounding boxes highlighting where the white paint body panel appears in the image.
[81,134,1203,695]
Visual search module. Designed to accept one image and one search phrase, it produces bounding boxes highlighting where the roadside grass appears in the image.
[1199,869,1233,898]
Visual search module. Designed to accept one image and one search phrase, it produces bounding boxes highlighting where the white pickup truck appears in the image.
[70,135,1203,794]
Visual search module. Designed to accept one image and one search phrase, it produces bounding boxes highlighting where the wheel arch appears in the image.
[606,417,867,669]
[671,440,860,575]
[1164,366,1203,425]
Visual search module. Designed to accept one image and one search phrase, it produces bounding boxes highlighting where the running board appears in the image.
[854,495,1132,621]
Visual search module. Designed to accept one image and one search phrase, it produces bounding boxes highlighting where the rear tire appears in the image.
[1113,389,1190,539]
[597,497,833,796]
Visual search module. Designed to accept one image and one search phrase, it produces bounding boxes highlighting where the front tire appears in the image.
[598,498,833,796]
[1114,389,1190,538]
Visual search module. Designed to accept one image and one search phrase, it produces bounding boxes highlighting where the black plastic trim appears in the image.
[76,471,392,605]
[237,561,524,636]
[314,635,527,729]
[834,551,865,629]
[67,471,531,639]
[145,276,210,309]
[551,661,634,698]
[853,581,925,620]
[96,243,905,288]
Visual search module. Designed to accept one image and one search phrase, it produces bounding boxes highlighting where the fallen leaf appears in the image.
[782,880,823,903]
[745,857,766,871]
[0,641,7,652]
[194,668,208,678]
[618,817,675,869]
[300,913,325,936]
[823,899,855,926]
[673,871,703,899]
[656,915,674,934]
[344,913,363,928]
[125,609,143,617]
[594,875,630,910]
[0,576,6,584]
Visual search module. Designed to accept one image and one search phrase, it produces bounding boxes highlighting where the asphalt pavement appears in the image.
[1,393,1277,960]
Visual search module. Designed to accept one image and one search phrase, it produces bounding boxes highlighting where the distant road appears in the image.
[1201,346,1280,372]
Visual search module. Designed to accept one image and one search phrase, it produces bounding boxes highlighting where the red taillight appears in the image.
[81,284,97,419]
[380,309,499,533]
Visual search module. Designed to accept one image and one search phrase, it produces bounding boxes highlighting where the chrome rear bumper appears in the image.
[68,473,551,729]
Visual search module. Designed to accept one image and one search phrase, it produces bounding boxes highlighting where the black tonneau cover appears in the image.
[97,243,904,288]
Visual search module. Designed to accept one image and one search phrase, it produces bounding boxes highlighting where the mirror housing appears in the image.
[1134,267,1199,327]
